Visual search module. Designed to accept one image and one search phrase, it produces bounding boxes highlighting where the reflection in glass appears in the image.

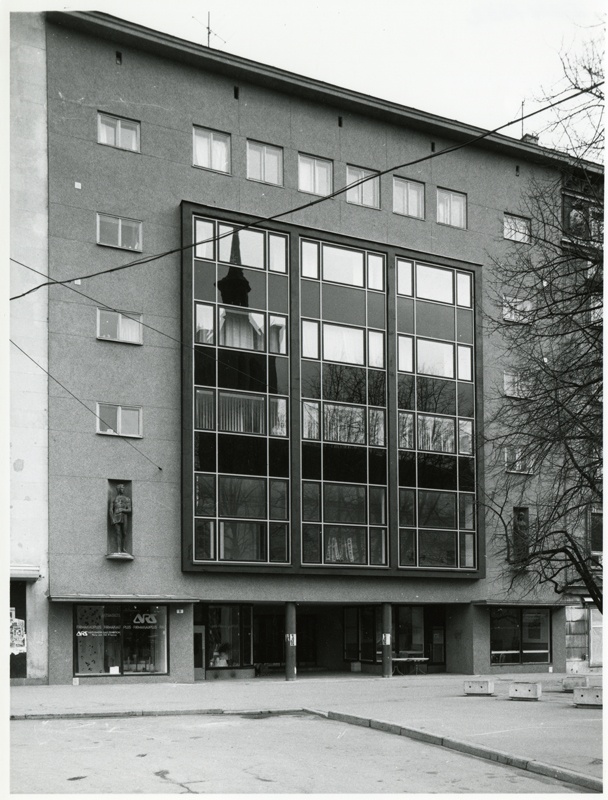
[218,476,266,518]
[269,397,287,436]
[417,377,456,415]
[269,316,287,354]
[398,374,415,409]
[218,350,266,393]
[302,401,320,439]
[370,528,387,565]
[195,388,214,430]
[418,530,457,567]
[418,490,457,528]
[417,339,454,378]
[418,454,458,490]
[369,408,385,446]
[195,304,215,344]
[302,524,322,563]
[302,320,319,358]
[219,521,267,561]
[458,383,475,417]
[416,264,453,303]
[399,489,415,526]
[459,419,473,454]
[399,529,416,566]
[322,244,364,287]
[369,486,386,524]
[323,364,366,403]
[219,308,265,351]
[195,474,216,516]
[460,532,475,568]
[459,494,475,529]
[219,225,264,269]
[270,480,288,519]
[368,370,386,406]
[398,411,414,449]
[418,415,455,452]
[324,403,366,444]
[324,483,366,523]
[302,482,321,521]
[324,526,366,564]
[194,519,214,560]
[269,523,289,562]
[301,360,321,398]
[323,323,365,365]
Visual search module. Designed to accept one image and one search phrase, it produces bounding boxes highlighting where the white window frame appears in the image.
[346,165,380,208]
[97,112,140,152]
[393,177,425,219]
[193,126,231,173]
[504,213,531,243]
[97,213,142,251]
[504,446,532,474]
[97,309,143,344]
[437,188,467,229]
[298,153,333,196]
[246,140,283,186]
[96,403,143,437]
[503,295,533,323]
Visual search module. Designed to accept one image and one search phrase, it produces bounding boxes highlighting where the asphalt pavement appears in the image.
[10,670,603,792]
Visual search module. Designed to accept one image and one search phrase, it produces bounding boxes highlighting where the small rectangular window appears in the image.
[437,189,466,228]
[301,240,320,279]
[590,508,603,553]
[398,411,414,449]
[368,330,385,368]
[195,304,215,344]
[398,335,413,372]
[324,403,366,444]
[397,259,413,296]
[367,254,385,291]
[505,446,532,474]
[503,296,533,323]
[346,165,380,208]
[417,339,454,378]
[302,401,321,440]
[98,113,140,152]
[298,153,332,196]
[457,345,473,381]
[247,140,283,186]
[503,371,529,398]
[456,273,472,307]
[504,213,531,243]
[302,320,319,359]
[97,309,142,343]
[269,234,288,273]
[97,213,142,251]
[193,126,231,173]
[97,403,142,437]
[369,408,385,446]
[393,177,424,219]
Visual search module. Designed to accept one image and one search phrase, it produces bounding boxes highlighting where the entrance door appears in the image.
[193,625,205,680]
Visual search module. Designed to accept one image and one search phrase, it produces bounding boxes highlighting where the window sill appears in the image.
[97,242,142,253]
[246,176,284,188]
[192,163,231,176]
[97,141,140,154]
[96,431,143,439]
[436,221,467,231]
[393,210,425,221]
[97,336,143,346]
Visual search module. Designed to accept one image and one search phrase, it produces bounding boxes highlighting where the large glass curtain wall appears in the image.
[192,218,290,563]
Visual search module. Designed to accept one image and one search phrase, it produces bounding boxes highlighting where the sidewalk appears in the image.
[11,671,603,791]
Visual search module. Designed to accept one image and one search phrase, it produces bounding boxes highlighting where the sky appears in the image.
[11,0,604,147]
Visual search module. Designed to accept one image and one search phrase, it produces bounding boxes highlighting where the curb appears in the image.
[11,705,602,792]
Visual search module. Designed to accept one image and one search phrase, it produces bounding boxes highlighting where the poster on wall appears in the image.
[10,607,27,655]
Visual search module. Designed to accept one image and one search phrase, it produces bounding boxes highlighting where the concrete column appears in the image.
[381,603,392,678]
[285,602,296,681]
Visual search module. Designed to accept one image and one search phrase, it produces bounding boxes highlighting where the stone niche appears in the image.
[106,479,134,560]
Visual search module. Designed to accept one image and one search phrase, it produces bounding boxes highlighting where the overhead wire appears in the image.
[9,79,603,303]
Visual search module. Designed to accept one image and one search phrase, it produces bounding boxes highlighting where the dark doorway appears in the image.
[10,581,27,679]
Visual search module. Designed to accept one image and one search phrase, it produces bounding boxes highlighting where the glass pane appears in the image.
[325,526,366,564]
[315,159,332,195]
[266,147,282,185]
[269,234,288,273]
[324,403,366,444]
[323,324,364,365]
[416,302,455,341]
[398,335,413,372]
[408,182,424,218]
[416,264,453,304]
[459,494,475,529]
[298,155,315,192]
[194,128,211,167]
[211,133,229,172]
[324,483,366,523]
[418,453,457,490]
[100,401,121,433]
[322,245,364,287]
[218,392,265,434]
[417,415,455,453]
[397,259,413,296]
[121,407,140,436]
[417,339,454,378]
[98,310,119,340]
[195,388,214,430]
[437,190,449,224]
[195,474,216,516]
[346,165,362,203]
[270,480,288,520]
[302,320,319,359]
[194,519,214,560]
[399,489,415,526]
[120,219,141,250]
[122,605,168,674]
[367,254,384,290]
[302,401,320,439]
[247,141,263,180]
[195,219,215,260]
[75,605,121,675]
[522,610,550,662]
[119,119,139,151]
[490,608,521,664]
[98,115,117,146]
[418,490,457,528]
[98,214,119,246]
[302,524,322,563]
[195,304,215,344]
[269,397,287,436]
[269,316,287,354]
[302,482,321,521]
[369,408,385,446]
[452,194,466,228]
[120,313,142,343]
[269,523,289,562]
[323,364,366,403]
[456,273,472,307]
[368,330,384,368]
[460,532,475,567]
[218,308,265,351]
[369,486,386,524]
[398,411,414,449]
[457,345,473,381]
[399,529,416,566]
[208,606,241,667]
[301,240,319,279]
[458,419,473,454]
[418,530,457,567]
[370,528,387,565]
[417,377,456,415]
[219,476,266,518]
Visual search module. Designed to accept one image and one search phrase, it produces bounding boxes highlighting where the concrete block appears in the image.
[573,687,603,707]
[327,711,370,727]
[370,719,402,735]
[562,675,589,692]
[463,679,494,695]
[399,727,444,746]
[509,682,542,700]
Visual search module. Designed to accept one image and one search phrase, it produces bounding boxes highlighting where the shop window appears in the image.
[193,126,230,173]
[98,112,140,151]
[247,140,283,186]
[74,605,168,676]
[97,309,142,344]
[346,165,380,208]
[393,177,424,219]
[490,607,550,664]
[298,153,332,196]
[207,605,252,668]
[97,213,142,251]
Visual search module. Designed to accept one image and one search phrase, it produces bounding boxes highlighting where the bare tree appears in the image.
[483,41,604,612]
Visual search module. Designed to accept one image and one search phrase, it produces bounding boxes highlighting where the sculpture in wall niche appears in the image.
[108,481,133,555]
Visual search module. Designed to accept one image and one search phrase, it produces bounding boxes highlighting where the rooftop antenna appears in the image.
[192,13,226,49]
[521,101,524,139]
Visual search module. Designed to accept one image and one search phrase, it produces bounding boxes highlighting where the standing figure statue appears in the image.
[111,484,132,553]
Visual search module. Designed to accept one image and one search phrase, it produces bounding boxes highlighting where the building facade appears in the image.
[10,11,601,684]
